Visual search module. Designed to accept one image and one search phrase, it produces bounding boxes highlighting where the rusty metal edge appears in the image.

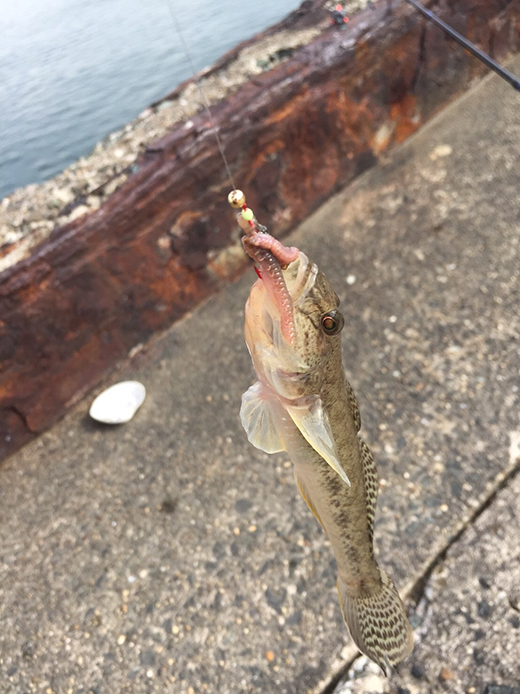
[1,0,519,463]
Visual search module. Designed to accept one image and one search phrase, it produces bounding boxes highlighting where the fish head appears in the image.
[243,234,344,401]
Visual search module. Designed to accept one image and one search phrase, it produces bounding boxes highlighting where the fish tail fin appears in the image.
[337,570,414,675]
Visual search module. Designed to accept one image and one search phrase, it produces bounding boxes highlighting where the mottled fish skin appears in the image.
[240,238,413,673]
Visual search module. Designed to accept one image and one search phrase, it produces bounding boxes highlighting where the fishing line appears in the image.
[164,0,237,190]
[164,0,265,233]
[164,0,519,229]
[404,0,520,92]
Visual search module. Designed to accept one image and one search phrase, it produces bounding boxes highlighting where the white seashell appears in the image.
[89,381,146,424]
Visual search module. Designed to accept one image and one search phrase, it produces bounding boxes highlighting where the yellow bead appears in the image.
[241,207,254,222]
[228,189,246,208]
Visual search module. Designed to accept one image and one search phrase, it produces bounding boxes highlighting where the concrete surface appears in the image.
[1,56,520,693]
[334,474,520,693]
[398,471,520,692]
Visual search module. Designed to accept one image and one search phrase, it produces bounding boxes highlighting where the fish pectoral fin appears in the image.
[284,397,351,486]
[294,469,324,529]
[240,381,286,454]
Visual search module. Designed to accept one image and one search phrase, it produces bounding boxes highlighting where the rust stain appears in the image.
[247,139,286,177]
[391,94,421,142]
[1,0,519,462]
[264,89,310,126]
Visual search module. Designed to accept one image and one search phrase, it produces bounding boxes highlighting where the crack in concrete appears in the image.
[406,459,520,607]
[318,456,520,693]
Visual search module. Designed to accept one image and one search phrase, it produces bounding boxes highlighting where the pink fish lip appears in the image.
[242,232,300,345]
[242,232,299,268]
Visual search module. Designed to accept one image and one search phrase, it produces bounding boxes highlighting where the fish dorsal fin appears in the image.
[358,437,379,544]
[240,381,286,454]
[284,397,351,486]
[294,469,324,529]
[345,378,361,432]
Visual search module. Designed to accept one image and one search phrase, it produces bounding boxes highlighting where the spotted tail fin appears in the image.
[337,570,414,674]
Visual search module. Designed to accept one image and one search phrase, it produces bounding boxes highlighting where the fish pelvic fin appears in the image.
[284,397,351,486]
[240,381,286,454]
[337,570,414,675]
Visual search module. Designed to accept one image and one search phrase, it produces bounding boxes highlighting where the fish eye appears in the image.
[321,310,344,335]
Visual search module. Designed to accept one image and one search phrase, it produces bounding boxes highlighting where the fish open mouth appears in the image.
[242,229,301,343]
[241,224,352,489]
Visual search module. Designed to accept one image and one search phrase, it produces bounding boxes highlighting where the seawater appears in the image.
[0,0,300,199]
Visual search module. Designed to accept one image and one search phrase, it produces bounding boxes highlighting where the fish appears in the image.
[239,223,413,673]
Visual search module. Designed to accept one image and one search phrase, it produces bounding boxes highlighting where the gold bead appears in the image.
[228,189,246,208]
